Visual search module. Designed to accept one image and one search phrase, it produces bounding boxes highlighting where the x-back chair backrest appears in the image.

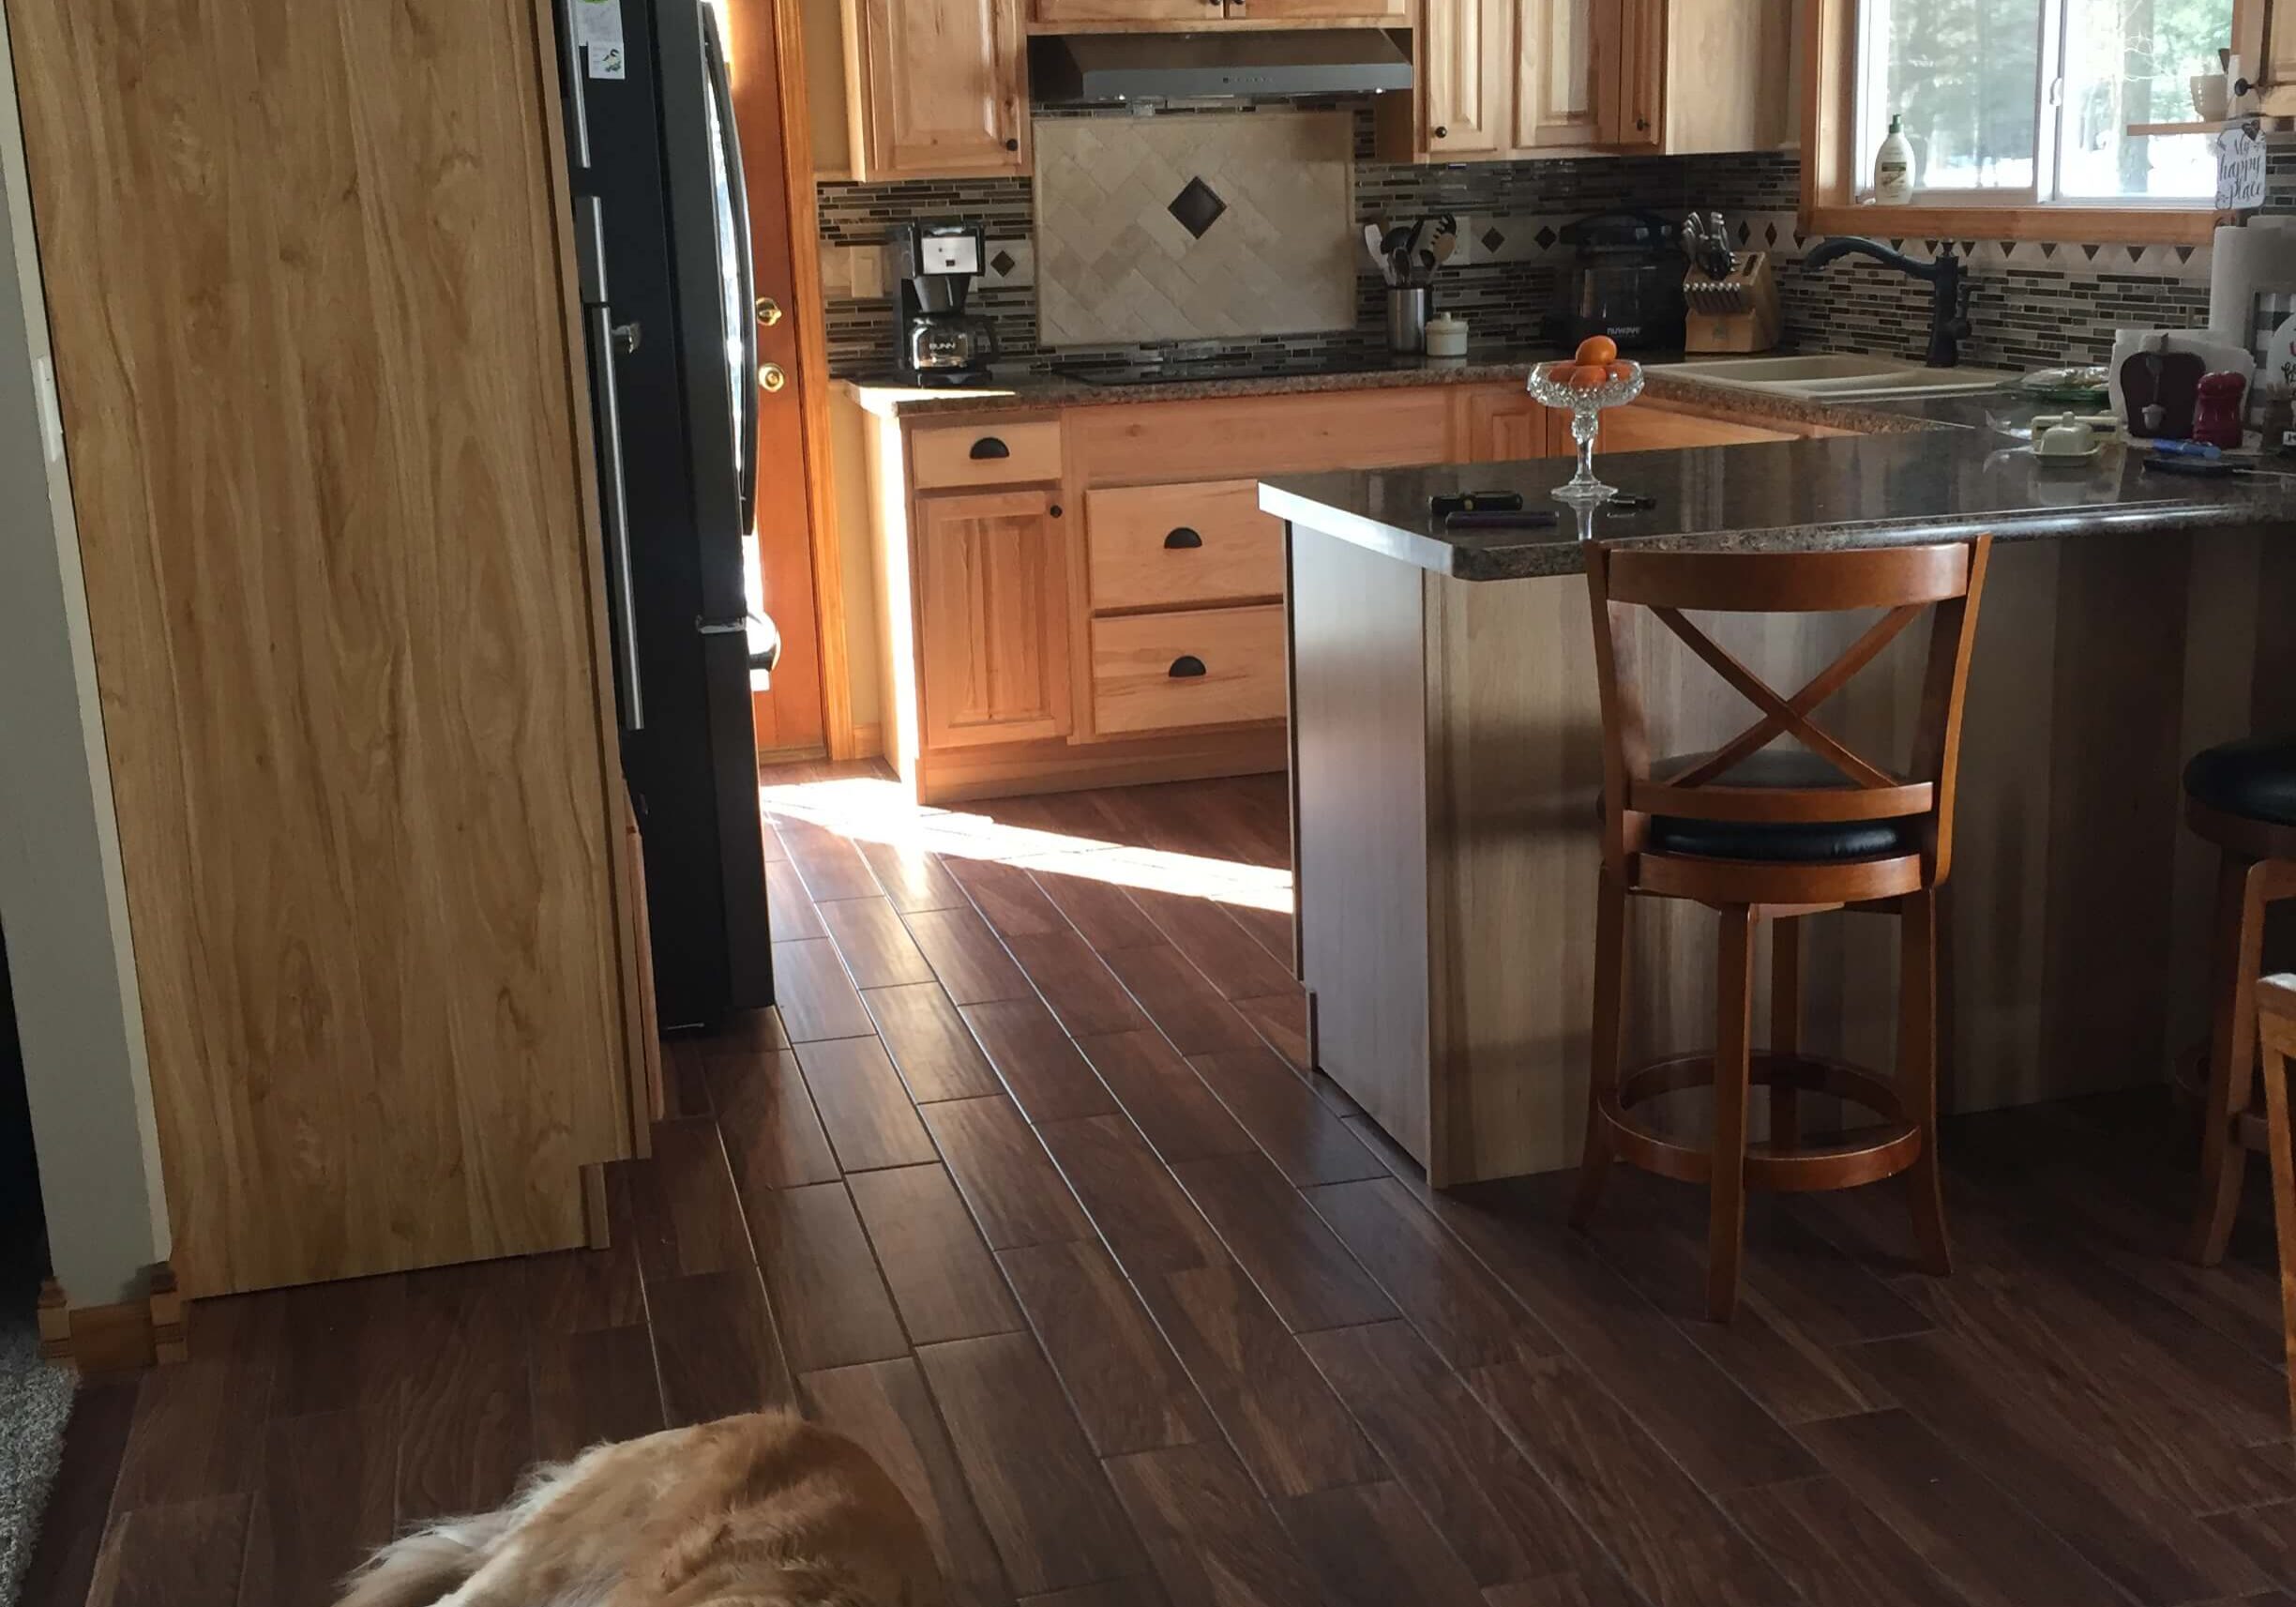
[1585,538,1995,886]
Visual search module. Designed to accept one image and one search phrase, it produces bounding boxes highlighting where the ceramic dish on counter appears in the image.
[2019,365,2111,406]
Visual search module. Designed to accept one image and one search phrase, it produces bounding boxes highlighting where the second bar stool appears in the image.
[1572,536,1993,1321]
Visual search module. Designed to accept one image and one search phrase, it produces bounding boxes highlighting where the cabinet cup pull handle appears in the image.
[1164,526,1203,550]
[1004,138,1020,152]
[969,437,1010,461]
[1169,656,1207,679]
[1434,126,1449,139]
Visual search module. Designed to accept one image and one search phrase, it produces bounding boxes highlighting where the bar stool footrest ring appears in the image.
[1597,1051,1923,1193]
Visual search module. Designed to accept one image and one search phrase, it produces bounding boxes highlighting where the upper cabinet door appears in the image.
[1517,0,1603,148]
[1233,0,1409,17]
[857,0,1029,177]
[1030,0,1214,20]
[1423,0,1511,155]
[1597,0,1665,147]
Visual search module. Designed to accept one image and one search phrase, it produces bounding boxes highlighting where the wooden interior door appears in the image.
[915,490,1072,749]
[9,0,635,1294]
[857,0,1029,177]
[1422,0,1511,155]
[726,0,828,756]
[1518,0,1603,148]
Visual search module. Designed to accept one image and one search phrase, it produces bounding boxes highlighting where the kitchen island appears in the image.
[1265,428,2296,1186]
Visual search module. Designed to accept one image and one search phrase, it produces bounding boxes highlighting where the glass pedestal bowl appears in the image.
[1525,360,1647,508]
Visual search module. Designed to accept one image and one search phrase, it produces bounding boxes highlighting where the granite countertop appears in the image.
[1261,431,2296,581]
[838,351,1945,437]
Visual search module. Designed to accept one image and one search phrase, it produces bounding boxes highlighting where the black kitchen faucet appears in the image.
[1803,236,1973,369]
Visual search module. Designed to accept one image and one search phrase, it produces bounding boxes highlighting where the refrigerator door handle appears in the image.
[589,304,645,732]
[702,7,759,538]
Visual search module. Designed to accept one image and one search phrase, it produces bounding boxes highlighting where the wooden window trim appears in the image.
[1799,0,2231,246]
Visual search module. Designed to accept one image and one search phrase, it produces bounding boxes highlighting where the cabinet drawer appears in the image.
[911,419,1063,489]
[1088,479,1282,612]
[1092,606,1287,735]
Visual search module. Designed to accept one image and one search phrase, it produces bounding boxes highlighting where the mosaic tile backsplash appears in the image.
[817,104,2262,380]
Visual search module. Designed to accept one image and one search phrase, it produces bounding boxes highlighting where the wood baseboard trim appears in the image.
[851,720,885,760]
[915,724,1288,805]
[38,1264,187,1373]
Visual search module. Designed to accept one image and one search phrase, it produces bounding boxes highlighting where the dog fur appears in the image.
[332,1411,942,1607]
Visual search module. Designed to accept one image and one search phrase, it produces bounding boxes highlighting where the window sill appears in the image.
[1802,202,2225,248]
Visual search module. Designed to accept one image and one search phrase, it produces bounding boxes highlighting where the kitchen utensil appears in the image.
[1707,213,1731,276]
[1682,252,1781,355]
[1682,213,1704,264]
[1430,231,1458,268]
[1364,223,1394,284]
[1387,286,1430,353]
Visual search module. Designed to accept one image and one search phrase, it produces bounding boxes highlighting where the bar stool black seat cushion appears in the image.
[2184,735,2296,827]
[1646,749,1923,864]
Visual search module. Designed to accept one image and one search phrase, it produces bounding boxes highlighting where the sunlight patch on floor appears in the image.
[757,774,1292,914]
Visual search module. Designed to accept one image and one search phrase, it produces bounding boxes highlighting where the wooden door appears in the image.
[9,0,635,1294]
[1422,0,1511,156]
[1459,389,1557,462]
[1030,0,1211,21]
[915,490,1072,750]
[1599,0,1666,147]
[856,0,1029,177]
[727,0,827,755]
[1517,0,1604,148]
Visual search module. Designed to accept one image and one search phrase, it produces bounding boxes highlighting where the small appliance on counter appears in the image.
[1546,210,1685,354]
[884,220,999,386]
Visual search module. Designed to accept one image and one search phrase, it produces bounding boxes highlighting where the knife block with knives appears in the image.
[1684,252,1782,354]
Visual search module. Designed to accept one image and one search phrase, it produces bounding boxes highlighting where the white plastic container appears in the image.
[1425,313,1469,357]
[1875,115,1914,205]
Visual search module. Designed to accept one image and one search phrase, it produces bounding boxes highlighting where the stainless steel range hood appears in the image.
[1029,31,1412,103]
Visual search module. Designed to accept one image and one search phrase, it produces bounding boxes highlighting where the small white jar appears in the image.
[1425,313,1469,358]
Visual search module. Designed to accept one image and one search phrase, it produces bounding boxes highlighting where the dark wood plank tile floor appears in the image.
[30,761,2296,1607]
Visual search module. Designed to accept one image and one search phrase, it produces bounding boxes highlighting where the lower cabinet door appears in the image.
[916,488,1072,749]
[1091,605,1288,735]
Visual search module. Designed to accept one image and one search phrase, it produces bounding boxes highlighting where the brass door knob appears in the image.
[755,296,783,326]
[759,363,788,393]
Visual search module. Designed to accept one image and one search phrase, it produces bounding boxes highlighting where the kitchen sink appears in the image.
[1644,355,2021,401]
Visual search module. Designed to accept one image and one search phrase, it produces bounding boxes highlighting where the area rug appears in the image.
[0,1315,73,1606]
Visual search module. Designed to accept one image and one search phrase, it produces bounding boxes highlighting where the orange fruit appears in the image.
[1606,360,1635,383]
[1575,335,1620,367]
[1567,363,1610,388]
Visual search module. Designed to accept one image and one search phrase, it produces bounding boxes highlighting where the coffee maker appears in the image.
[884,220,999,386]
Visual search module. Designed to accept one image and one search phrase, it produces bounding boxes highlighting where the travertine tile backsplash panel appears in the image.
[1034,112,1355,346]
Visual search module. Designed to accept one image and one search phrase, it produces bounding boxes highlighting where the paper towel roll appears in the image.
[2208,219,2296,347]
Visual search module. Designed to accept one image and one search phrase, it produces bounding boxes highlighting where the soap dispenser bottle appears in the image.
[1875,115,1915,204]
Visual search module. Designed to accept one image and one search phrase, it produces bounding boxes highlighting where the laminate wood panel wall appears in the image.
[8,0,637,1293]
[1292,523,2286,1186]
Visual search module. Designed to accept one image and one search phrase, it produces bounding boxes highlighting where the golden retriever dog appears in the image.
[334,1411,942,1607]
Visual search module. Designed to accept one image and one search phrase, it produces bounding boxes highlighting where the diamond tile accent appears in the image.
[1168,177,1228,240]
[990,249,1017,277]
[1035,112,1354,347]
[1524,226,1548,250]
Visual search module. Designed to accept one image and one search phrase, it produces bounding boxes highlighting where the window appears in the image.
[1850,0,2233,205]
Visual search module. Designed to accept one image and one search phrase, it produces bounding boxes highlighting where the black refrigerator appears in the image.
[555,0,775,1029]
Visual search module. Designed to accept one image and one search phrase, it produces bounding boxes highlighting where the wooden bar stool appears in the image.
[2183,736,2296,1266]
[2258,975,2296,1430]
[1572,536,1993,1321]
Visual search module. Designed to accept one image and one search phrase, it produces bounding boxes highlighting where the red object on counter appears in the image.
[2192,371,2249,449]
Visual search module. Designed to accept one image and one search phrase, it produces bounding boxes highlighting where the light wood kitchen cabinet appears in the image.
[1516,0,1603,148]
[9,0,642,1296]
[2234,0,2296,113]
[1597,401,1802,450]
[916,490,1074,749]
[843,0,1029,178]
[1422,0,1512,155]
[1458,387,1558,462]
[1029,0,1401,21]
[1392,0,1790,159]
